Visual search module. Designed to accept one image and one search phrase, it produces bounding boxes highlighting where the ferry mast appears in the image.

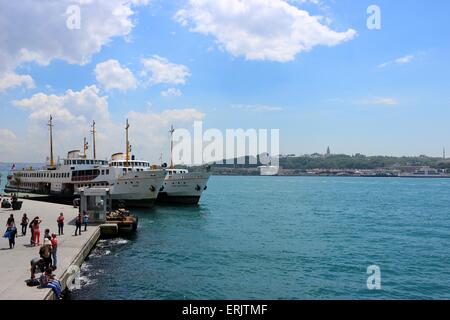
[125,119,131,167]
[91,120,97,160]
[48,115,55,167]
[169,125,175,169]
[83,137,89,158]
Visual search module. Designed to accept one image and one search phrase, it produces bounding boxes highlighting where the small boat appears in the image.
[106,208,138,234]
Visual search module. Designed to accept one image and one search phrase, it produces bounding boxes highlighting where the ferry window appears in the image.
[106,170,109,175]
[101,170,104,175]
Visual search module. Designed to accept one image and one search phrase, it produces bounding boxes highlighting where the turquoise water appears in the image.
[7,174,450,299]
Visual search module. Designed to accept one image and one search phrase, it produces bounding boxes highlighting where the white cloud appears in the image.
[3,85,204,163]
[95,60,138,91]
[231,104,283,112]
[12,85,109,122]
[141,55,190,85]
[360,97,399,106]
[0,128,17,140]
[161,88,183,97]
[0,73,35,91]
[175,0,356,62]
[378,55,415,68]
[0,0,148,74]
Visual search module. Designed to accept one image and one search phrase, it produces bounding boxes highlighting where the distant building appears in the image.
[326,146,331,157]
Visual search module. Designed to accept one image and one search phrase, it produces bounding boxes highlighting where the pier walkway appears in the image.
[0,199,99,300]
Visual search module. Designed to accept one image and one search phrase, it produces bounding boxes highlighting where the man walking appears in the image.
[74,213,82,236]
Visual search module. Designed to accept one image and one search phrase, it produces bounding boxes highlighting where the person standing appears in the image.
[74,213,82,236]
[4,223,17,249]
[6,214,15,228]
[7,226,17,249]
[32,217,42,246]
[50,234,58,269]
[39,238,53,270]
[21,214,29,236]
[57,213,64,236]
[83,212,89,231]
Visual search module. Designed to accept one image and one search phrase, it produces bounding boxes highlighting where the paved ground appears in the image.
[0,198,98,300]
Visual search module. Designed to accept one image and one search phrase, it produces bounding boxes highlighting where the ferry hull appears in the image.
[156,193,201,205]
[155,172,210,205]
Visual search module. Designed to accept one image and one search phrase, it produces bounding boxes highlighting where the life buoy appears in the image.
[150,185,156,192]
[159,186,164,192]
[195,185,201,191]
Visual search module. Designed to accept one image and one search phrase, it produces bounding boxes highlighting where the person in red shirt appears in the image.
[57,213,64,235]
[51,233,58,269]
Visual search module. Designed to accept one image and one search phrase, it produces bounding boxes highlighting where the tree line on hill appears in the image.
[208,154,450,171]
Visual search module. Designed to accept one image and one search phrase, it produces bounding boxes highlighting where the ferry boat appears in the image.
[4,117,165,208]
[108,159,210,205]
[108,125,211,204]
[156,125,210,204]
[258,165,279,176]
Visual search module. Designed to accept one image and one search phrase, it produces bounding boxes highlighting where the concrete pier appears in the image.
[0,199,99,300]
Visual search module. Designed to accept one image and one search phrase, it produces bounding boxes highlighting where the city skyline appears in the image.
[1,0,450,163]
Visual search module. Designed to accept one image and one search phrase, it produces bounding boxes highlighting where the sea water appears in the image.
[4,174,450,299]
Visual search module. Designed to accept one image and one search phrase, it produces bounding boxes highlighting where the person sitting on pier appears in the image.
[39,238,53,270]
[39,268,62,299]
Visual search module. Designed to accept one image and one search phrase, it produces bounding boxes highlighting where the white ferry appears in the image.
[258,165,279,176]
[157,168,210,204]
[5,117,165,207]
[108,158,210,205]
[156,125,210,204]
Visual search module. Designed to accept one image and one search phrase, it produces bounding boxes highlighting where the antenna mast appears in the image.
[125,119,131,167]
[83,137,89,158]
[91,120,96,160]
[169,125,175,169]
[48,115,54,167]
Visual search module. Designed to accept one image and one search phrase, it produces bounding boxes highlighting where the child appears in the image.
[50,234,58,269]
[44,228,51,241]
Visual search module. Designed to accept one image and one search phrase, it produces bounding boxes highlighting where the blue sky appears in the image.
[1,0,450,162]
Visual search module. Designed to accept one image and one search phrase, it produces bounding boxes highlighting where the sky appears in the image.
[1,0,450,163]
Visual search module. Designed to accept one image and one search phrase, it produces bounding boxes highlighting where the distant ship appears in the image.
[399,167,450,178]
[258,165,279,176]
